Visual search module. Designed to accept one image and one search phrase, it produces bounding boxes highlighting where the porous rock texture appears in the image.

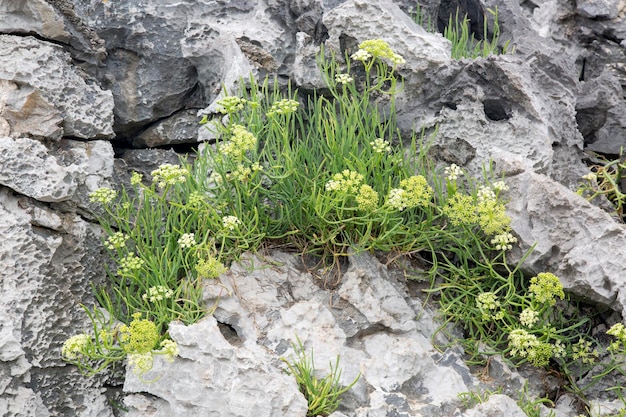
[0,0,626,416]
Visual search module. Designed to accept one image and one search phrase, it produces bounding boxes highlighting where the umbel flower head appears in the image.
[62,334,91,360]
[118,313,159,354]
[529,272,564,306]
[150,164,189,188]
[89,187,117,205]
[355,39,405,66]
[221,124,257,161]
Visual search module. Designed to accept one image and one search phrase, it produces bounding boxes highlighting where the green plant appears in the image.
[578,150,626,219]
[458,386,502,409]
[413,3,435,32]
[444,7,512,59]
[281,337,360,416]
[517,382,555,417]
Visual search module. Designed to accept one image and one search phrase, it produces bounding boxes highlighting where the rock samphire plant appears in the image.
[64,38,626,415]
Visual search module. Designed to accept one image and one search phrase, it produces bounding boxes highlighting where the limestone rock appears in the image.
[132,109,200,148]
[463,394,528,417]
[507,171,626,316]
[123,317,309,417]
[0,189,113,416]
[0,80,63,140]
[0,35,114,139]
[0,0,69,43]
[0,137,114,204]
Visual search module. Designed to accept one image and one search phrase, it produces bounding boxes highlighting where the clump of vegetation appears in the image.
[414,4,513,59]
[281,337,360,416]
[62,36,626,417]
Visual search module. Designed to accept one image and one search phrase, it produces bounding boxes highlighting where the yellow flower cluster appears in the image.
[325,170,365,194]
[476,292,504,320]
[370,138,391,154]
[607,323,626,353]
[118,313,159,354]
[572,338,599,364]
[62,334,90,360]
[130,172,143,186]
[105,232,129,250]
[508,329,553,366]
[355,184,379,212]
[529,273,564,306]
[385,176,432,211]
[196,255,227,279]
[266,99,299,117]
[216,96,247,114]
[150,164,189,189]
[442,193,478,225]
[117,252,145,276]
[89,187,117,205]
[356,39,405,66]
[221,124,257,162]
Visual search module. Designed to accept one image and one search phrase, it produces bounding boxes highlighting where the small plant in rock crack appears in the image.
[578,149,626,220]
[280,337,360,417]
[444,6,513,59]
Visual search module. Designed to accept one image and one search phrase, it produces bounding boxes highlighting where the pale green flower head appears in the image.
[105,232,129,250]
[444,164,462,182]
[119,313,159,354]
[477,199,510,236]
[355,184,379,212]
[476,292,504,320]
[177,232,196,249]
[325,170,364,194]
[607,323,626,353]
[442,193,478,226]
[159,339,179,361]
[519,308,539,328]
[62,334,91,360]
[142,285,174,303]
[222,215,241,231]
[335,73,354,85]
[130,171,143,186]
[89,187,117,205]
[228,164,253,182]
[117,252,145,276]
[216,96,247,114]
[400,175,433,209]
[188,191,206,207]
[370,138,391,154]
[266,99,299,117]
[127,352,153,376]
[150,164,189,188]
[357,39,405,66]
[572,338,599,364]
[509,332,556,367]
[196,255,227,279]
[529,272,564,306]
[221,124,257,161]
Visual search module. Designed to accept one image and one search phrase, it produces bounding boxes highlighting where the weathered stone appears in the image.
[507,171,626,316]
[0,189,113,416]
[132,109,200,148]
[0,80,63,140]
[0,137,114,204]
[123,317,309,417]
[0,35,114,139]
[0,0,69,42]
[576,0,619,19]
[463,394,528,417]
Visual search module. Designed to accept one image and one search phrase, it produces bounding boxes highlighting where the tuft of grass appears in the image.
[281,337,360,417]
[443,6,513,59]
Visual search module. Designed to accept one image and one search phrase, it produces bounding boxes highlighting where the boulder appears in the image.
[0,189,113,417]
[0,137,114,204]
[0,35,114,139]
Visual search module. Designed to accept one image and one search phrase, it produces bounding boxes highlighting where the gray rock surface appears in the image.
[0,35,114,139]
[0,0,625,415]
[0,189,113,417]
